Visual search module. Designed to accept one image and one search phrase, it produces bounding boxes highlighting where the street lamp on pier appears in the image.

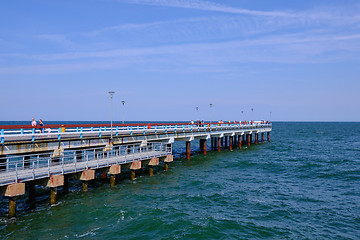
[210,103,213,126]
[196,106,199,121]
[121,100,125,124]
[108,91,115,140]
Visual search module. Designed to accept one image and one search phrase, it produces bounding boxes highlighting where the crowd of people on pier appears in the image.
[190,120,271,126]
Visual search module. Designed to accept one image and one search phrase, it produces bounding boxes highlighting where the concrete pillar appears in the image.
[80,170,95,192]
[221,138,224,147]
[186,141,191,160]
[267,132,270,142]
[211,137,214,149]
[50,187,57,205]
[130,170,136,180]
[250,134,253,144]
[247,134,251,147]
[200,139,207,155]
[148,157,158,176]
[261,133,264,143]
[238,135,242,149]
[224,136,228,149]
[8,197,16,218]
[255,133,258,145]
[218,137,221,152]
[4,182,25,218]
[229,136,233,151]
[164,163,169,171]
[110,175,116,187]
[82,181,88,192]
[203,139,207,155]
[242,135,245,145]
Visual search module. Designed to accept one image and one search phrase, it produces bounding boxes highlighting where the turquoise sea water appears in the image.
[0,122,359,239]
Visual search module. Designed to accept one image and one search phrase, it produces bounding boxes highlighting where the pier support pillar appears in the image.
[221,138,224,147]
[50,187,57,205]
[211,137,214,149]
[238,135,242,149]
[8,197,16,218]
[148,157,159,176]
[255,133,258,145]
[82,181,88,192]
[162,155,173,171]
[186,141,191,160]
[225,137,228,149]
[261,133,264,143]
[4,183,25,218]
[267,132,270,142]
[149,166,154,176]
[130,161,141,180]
[218,138,221,152]
[247,134,251,147]
[229,136,233,151]
[110,175,116,187]
[200,139,207,155]
[80,170,95,192]
[108,165,121,186]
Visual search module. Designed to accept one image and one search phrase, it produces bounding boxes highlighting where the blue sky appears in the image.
[1,0,360,122]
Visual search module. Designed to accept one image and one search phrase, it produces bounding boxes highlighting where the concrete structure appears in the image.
[0,122,271,217]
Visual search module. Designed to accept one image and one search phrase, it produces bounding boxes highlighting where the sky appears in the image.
[1,0,360,122]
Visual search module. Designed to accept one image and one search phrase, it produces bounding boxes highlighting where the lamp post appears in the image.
[196,107,199,121]
[108,91,115,140]
[210,103,213,126]
[121,100,125,124]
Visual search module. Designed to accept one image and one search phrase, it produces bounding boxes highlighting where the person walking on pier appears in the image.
[31,118,37,127]
[39,119,45,133]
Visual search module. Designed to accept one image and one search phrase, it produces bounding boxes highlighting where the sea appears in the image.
[0,122,359,239]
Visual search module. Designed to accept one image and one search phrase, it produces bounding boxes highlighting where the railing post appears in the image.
[15,163,18,183]
[32,161,35,179]
[74,152,77,172]
[48,158,50,177]
[62,155,64,174]
[1,129,4,144]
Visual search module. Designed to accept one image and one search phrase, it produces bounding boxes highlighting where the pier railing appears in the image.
[0,142,171,186]
[0,122,272,143]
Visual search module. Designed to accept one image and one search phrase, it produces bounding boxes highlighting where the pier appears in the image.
[0,121,271,218]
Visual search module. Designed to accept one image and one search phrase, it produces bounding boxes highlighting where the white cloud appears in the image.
[1,32,360,74]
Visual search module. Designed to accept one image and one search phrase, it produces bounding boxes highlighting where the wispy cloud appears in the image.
[120,0,295,17]
[1,32,360,74]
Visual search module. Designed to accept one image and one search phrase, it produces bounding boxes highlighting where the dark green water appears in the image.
[1,122,359,239]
